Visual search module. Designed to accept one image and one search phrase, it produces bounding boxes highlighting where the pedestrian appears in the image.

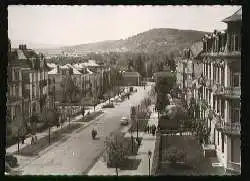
[21,136,25,144]
[31,136,34,145]
[147,124,150,134]
[152,124,156,136]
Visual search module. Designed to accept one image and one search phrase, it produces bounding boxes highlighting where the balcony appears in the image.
[8,79,21,84]
[226,162,241,174]
[7,95,22,103]
[224,87,241,99]
[39,80,47,88]
[218,51,241,58]
[201,51,241,58]
[214,84,224,95]
[215,121,241,135]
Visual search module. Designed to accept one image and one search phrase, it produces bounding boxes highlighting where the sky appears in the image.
[8,5,241,47]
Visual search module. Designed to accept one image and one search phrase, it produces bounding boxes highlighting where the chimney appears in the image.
[18,44,27,50]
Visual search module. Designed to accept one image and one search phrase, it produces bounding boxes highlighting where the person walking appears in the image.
[152,124,156,136]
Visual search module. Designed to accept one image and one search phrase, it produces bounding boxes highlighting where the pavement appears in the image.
[12,85,152,175]
[6,101,106,155]
[87,107,159,176]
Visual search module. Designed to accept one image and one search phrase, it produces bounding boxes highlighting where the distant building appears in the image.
[176,42,203,107]
[122,72,142,86]
[48,64,84,102]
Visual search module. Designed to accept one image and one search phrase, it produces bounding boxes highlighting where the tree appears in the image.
[105,132,128,175]
[41,107,59,144]
[166,147,186,166]
[30,112,39,135]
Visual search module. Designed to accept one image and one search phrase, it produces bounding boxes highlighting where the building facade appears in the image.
[198,8,241,173]
[123,72,142,86]
[7,43,50,139]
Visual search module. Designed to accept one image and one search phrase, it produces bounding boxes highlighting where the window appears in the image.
[221,100,225,119]
[217,100,220,113]
[213,128,216,144]
[222,134,224,153]
[230,34,234,52]
[235,35,240,51]
[232,108,240,123]
[217,67,220,83]
[233,73,241,87]
[217,131,220,145]
[231,137,234,162]
[221,67,225,85]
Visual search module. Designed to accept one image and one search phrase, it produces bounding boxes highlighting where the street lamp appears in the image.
[130,128,134,153]
[148,150,152,176]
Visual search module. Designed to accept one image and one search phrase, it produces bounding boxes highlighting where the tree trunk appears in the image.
[115,166,118,176]
[48,127,51,144]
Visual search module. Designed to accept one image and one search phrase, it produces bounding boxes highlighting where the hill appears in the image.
[37,28,207,56]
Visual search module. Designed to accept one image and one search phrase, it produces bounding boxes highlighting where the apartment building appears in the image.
[48,64,84,102]
[7,42,50,138]
[176,42,203,107]
[199,8,241,173]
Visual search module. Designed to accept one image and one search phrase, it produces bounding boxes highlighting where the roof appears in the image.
[48,67,58,75]
[8,48,45,69]
[53,64,82,75]
[222,8,242,23]
[86,68,93,74]
[47,63,57,69]
[123,71,141,77]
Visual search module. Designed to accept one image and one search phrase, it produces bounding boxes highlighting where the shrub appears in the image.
[166,147,186,165]
[5,154,18,168]
[105,132,127,168]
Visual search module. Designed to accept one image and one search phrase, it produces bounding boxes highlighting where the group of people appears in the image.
[145,124,157,136]
[30,135,38,144]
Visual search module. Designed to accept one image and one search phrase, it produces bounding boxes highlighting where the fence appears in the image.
[151,132,161,175]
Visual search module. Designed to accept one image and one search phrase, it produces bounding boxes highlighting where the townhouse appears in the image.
[176,42,203,108]
[7,42,50,139]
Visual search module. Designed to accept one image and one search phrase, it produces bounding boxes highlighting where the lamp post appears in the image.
[136,119,139,140]
[17,128,20,154]
[148,150,152,176]
[130,129,134,153]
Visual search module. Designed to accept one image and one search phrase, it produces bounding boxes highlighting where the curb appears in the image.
[16,112,106,170]
[74,113,105,133]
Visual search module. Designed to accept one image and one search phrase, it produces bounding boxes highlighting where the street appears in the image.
[19,85,152,175]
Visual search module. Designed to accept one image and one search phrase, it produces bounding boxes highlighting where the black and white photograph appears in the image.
[6,5,241,176]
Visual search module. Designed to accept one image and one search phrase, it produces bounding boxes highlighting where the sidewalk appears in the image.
[6,95,121,155]
[87,104,159,176]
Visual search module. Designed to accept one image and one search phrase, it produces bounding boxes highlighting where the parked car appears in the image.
[116,98,122,102]
[6,153,18,168]
[120,117,129,125]
[102,103,115,108]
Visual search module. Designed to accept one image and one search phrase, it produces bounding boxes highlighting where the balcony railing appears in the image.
[215,121,241,135]
[39,80,47,88]
[7,95,22,103]
[214,85,225,95]
[227,161,241,174]
[201,51,241,58]
[224,87,241,98]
